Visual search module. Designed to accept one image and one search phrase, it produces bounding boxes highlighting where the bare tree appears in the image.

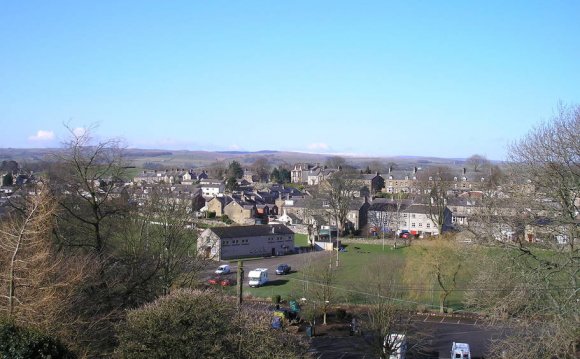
[139,188,201,295]
[415,166,453,234]
[325,155,347,169]
[361,257,429,359]
[301,253,338,326]
[467,104,579,358]
[50,125,129,257]
[252,157,271,183]
[322,170,359,237]
[466,154,490,172]
[205,161,226,179]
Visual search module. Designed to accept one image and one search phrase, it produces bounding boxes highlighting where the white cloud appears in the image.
[229,144,241,150]
[28,130,55,141]
[73,127,86,137]
[307,143,329,150]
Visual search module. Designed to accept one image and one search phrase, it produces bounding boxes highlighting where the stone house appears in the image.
[197,224,295,261]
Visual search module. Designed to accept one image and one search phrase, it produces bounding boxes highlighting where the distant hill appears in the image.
[0,147,470,171]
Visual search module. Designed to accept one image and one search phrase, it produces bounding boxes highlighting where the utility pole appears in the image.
[237,260,244,307]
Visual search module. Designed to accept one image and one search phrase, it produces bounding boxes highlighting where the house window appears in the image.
[411,214,415,218]
[418,223,422,227]
[427,223,431,228]
[403,213,408,218]
[411,222,416,227]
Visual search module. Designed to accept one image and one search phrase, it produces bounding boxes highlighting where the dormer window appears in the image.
[428,176,433,181]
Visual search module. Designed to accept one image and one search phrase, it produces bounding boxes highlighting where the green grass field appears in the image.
[239,238,474,312]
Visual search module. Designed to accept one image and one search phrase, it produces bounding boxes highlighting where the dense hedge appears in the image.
[0,321,75,359]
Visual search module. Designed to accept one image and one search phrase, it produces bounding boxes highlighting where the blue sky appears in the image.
[1,1,579,160]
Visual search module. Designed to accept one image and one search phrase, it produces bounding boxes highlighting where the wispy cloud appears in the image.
[307,143,329,151]
[28,130,55,141]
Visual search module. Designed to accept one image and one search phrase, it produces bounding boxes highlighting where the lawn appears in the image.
[240,240,476,312]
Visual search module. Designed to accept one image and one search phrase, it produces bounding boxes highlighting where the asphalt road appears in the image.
[203,250,330,287]
[307,315,507,359]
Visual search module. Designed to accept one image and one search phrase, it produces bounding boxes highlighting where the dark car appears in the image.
[275,264,291,275]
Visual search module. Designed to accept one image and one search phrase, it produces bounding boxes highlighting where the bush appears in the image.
[416,304,428,313]
[207,211,216,219]
[116,289,306,359]
[0,321,75,359]
[271,294,281,304]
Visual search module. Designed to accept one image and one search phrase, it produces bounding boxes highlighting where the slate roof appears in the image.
[210,224,294,239]
[368,201,411,212]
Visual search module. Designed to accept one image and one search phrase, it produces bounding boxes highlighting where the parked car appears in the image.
[275,264,291,275]
[220,278,235,287]
[215,264,231,274]
[399,230,410,239]
[208,277,235,286]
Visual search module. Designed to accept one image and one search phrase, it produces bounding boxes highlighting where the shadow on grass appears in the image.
[267,279,290,287]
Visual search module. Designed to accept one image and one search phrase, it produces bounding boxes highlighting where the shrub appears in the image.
[416,304,428,313]
[271,294,281,304]
[0,321,75,359]
[207,211,216,219]
[116,289,306,359]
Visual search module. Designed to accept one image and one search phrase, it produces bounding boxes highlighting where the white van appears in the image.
[215,264,231,274]
[384,333,407,359]
[248,268,269,287]
[451,342,471,359]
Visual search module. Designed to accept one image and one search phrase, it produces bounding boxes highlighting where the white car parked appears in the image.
[215,264,231,275]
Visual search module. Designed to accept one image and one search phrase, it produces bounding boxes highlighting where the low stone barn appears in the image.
[198,224,295,261]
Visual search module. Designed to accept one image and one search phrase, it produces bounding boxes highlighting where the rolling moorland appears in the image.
[0,147,481,173]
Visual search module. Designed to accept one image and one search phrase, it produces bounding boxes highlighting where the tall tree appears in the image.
[322,171,358,237]
[138,188,201,296]
[415,166,453,234]
[0,189,90,349]
[361,257,428,359]
[301,253,338,325]
[404,237,471,313]
[324,156,347,169]
[252,157,271,182]
[468,104,579,358]
[465,154,490,172]
[206,161,226,179]
[227,160,244,180]
[50,125,129,257]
